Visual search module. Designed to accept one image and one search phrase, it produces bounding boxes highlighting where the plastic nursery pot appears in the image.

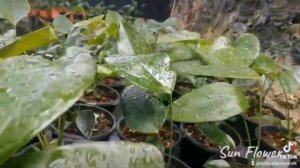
[54,104,116,141]
[179,122,243,168]
[79,84,120,113]
[256,126,300,167]
[39,10,51,20]
[256,125,300,154]
[29,9,39,16]
[242,106,287,145]
[205,155,250,168]
[117,117,182,157]
[164,154,191,168]
[98,77,126,92]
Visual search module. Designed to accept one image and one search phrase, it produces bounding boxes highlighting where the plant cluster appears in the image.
[0,0,299,167]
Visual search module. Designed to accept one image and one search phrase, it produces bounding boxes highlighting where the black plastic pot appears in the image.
[226,106,287,146]
[79,84,120,112]
[256,125,286,152]
[256,126,300,167]
[179,122,244,168]
[205,155,250,168]
[164,154,191,168]
[53,104,116,141]
[117,117,182,157]
[98,77,126,92]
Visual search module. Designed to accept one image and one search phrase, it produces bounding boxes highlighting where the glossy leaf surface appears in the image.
[0,0,30,26]
[4,142,164,168]
[105,53,176,94]
[171,63,260,80]
[172,83,249,123]
[0,46,96,164]
[121,86,166,133]
[0,26,57,59]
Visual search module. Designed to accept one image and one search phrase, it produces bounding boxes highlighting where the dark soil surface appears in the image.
[184,124,219,150]
[262,130,300,156]
[99,77,123,87]
[66,111,113,137]
[175,82,194,95]
[122,126,178,149]
[80,87,116,104]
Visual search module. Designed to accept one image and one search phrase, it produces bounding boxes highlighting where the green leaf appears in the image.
[53,15,73,34]
[105,53,176,94]
[198,124,236,149]
[204,159,231,168]
[234,33,260,59]
[105,11,122,38]
[0,26,58,59]
[171,63,260,80]
[117,22,153,55]
[278,70,300,94]
[172,83,249,123]
[166,43,200,62]
[4,141,164,168]
[0,0,30,26]
[209,47,253,66]
[121,86,167,133]
[74,16,103,28]
[247,115,283,126]
[75,109,95,139]
[196,35,259,66]
[251,55,281,78]
[133,18,158,48]
[0,46,96,164]
[96,64,117,79]
[157,30,200,43]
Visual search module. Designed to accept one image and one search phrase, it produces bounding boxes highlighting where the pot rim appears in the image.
[116,117,182,150]
[52,103,116,140]
[180,122,243,154]
[78,84,120,106]
[242,105,287,126]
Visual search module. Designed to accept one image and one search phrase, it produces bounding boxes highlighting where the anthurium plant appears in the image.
[0,0,299,167]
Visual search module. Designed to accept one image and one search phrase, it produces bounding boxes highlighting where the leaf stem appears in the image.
[57,114,65,146]
[167,94,173,166]
[242,116,252,146]
[280,81,292,139]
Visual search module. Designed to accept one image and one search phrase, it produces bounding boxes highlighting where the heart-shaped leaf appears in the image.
[171,62,260,80]
[105,53,176,95]
[75,109,95,139]
[0,46,96,164]
[209,47,253,66]
[251,55,281,78]
[0,26,58,59]
[234,33,260,59]
[117,21,153,54]
[53,15,73,34]
[278,70,300,94]
[4,141,164,168]
[196,34,259,66]
[121,86,167,133]
[0,0,30,26]
[172,83,249,123]
[198,124,236,149]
